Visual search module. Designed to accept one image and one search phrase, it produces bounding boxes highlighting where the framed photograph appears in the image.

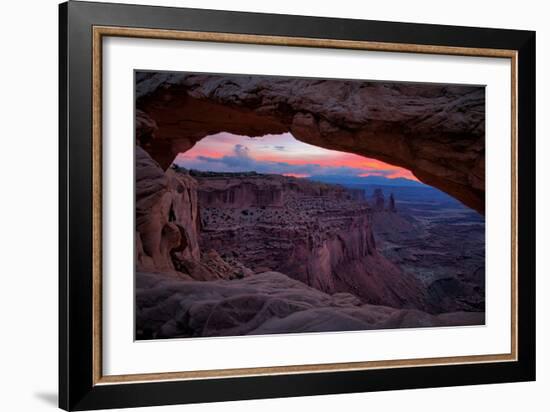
[59,1,536,410]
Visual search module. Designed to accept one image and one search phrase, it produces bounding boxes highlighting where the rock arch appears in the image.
[136,72,485,213]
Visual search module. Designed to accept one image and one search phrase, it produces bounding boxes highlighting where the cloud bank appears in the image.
[179,143,396,178]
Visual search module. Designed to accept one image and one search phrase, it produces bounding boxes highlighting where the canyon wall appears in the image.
[135,73,485,213]
[196,173,429,311]
[193,170,359,208]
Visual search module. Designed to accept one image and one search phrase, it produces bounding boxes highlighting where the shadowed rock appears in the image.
[372,188,385,211]
[136,271,484,339]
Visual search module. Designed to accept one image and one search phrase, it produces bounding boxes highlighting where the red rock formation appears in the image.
[194,171,356,208]
[135,145,178,274]
[195,172,429,311]
[196,172,284,208]
[136,73,485,213]
[135,147,252,280]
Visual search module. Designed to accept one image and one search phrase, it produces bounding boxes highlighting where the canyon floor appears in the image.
[367,185,485,314]
[135,154,485,339]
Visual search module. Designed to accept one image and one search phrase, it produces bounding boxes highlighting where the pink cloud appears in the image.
[175,132,418,182]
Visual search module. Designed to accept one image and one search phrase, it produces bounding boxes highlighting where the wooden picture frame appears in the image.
[59,1,536,410]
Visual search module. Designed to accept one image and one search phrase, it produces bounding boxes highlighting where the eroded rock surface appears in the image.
[136,73,485,213]
[136,271,484,339]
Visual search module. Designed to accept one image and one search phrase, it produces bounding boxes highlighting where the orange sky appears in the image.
[175,132,418,182]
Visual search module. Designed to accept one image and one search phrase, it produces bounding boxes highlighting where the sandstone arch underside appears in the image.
[135,72,485,214]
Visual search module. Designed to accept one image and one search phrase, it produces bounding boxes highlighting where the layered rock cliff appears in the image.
[195,172,429,311]
[193,170,361,208]
[135,73,485,213]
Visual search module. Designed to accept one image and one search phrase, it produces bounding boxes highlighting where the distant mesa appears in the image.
[308,174,425,187]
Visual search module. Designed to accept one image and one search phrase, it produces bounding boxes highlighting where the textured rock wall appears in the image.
[194,171,355,208]
[136,148,254,281]
[135,146,201,274]
[136,73,485,213]
[198,181,284,208]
